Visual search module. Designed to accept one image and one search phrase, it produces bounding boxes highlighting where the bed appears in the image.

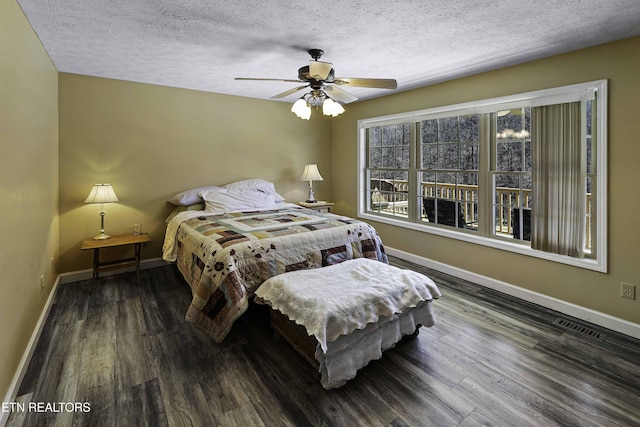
[162,179,388,343]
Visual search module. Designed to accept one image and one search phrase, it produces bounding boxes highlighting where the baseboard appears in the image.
[59,257,170,284]
[386,246,640,341]
[1,275,60,427]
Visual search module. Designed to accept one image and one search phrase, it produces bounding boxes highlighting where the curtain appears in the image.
[531,102,585,257]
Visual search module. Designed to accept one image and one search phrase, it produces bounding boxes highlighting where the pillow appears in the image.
[165,203,205,224]
[167,186,220,206]
[223,179,285,203]
[200,188,280,214]
[265,189,285,203]
[223,178,274,191]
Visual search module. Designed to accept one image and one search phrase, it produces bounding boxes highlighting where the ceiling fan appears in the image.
[235,49,397,119]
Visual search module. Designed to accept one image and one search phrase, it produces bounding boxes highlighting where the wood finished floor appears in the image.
[7,256,640,427]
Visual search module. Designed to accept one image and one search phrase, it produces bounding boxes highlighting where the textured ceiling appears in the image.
[17,0,640,103]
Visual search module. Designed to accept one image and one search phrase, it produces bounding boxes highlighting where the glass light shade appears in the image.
[309,61,333,80]
[84,184,119,204]
[322,98,345,117]
[291,98,311,120]
[300,164,324,182]
[322,98,335,116]
[331,101,345,116]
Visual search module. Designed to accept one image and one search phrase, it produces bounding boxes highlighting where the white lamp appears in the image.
[85,184,119,240]
[300,164,324,203]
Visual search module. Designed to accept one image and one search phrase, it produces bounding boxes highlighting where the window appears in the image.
[418,115,480,231]
[493,108,531,241]
[368,124,410,218]
[358,81,607,272]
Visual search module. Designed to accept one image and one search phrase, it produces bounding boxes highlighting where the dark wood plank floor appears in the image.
[7,256,640,427]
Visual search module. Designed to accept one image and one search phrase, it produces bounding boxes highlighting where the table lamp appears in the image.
[85,184,119,239]
[300,164,324,203]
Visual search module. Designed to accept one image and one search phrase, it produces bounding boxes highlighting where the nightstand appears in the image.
[80,233,151,285]
[297,202,335,213]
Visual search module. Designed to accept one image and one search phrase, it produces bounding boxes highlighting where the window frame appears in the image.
[357,80,608,272]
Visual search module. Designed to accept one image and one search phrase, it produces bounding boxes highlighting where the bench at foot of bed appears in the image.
[255,258,441,389]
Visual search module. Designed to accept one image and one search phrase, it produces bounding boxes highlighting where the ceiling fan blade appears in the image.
[324,85,358,104]
[235,77,302,83]
[333,78,398,89]
[309,61,333,80]
[271,85,309,99]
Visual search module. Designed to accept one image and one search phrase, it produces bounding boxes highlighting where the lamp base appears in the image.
[93,233,111,240]
[304,199,318,203]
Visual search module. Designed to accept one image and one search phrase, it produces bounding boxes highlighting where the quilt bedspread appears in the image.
[164,208,388,342]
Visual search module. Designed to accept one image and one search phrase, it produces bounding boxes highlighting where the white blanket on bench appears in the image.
[254,258,441,352]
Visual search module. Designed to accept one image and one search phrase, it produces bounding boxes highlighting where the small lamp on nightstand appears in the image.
[85,184,119,240]
[300,164,324,203]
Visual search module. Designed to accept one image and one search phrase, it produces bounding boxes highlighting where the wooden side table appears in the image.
[297,202,334,213]
[80,233,151,285]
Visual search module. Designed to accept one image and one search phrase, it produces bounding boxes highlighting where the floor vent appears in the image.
[553,318,607,341]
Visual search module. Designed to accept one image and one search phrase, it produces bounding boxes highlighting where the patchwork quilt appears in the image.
[163,207,388,342]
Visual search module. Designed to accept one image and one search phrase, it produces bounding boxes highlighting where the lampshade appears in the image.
[322,98,345,117]
[85,184,118,240]
[84,184,119,204]
[291,91,345,120]
[300,164,324,182]
[291,98,311,120]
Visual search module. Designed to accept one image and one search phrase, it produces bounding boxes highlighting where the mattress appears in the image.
[162,206,388,342]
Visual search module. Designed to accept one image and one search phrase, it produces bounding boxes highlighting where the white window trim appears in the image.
[357,80,607,272]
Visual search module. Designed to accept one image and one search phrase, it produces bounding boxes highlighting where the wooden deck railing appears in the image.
[371,180,592,248]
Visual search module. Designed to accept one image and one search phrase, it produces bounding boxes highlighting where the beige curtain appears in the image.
[531,102,584,257]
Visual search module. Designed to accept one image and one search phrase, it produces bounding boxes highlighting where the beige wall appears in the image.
[331,36,640,325]
[58,74,332,272]
[0,0,59,402]
[3,0,639,401]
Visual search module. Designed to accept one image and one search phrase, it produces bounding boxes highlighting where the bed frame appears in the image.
[269,307,420,373]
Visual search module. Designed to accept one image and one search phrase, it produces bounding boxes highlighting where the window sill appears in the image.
[359,212,606,273]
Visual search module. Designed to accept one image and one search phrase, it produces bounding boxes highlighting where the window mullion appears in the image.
[407,122,418,222]
[477,113,493,236]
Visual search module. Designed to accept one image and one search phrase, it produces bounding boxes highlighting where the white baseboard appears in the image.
[3,249,636,427]
[59,257,170,284]
[1,275,60,427]
[386,246,640,340]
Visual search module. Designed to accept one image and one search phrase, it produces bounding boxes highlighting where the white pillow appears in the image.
[200,188,280,214]
[223,178,274,191]
[223,179,285,202]
[265,189,286,203]
[168,186,220,206]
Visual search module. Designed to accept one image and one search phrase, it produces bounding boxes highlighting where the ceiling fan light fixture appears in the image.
[291,97,311,120]
[322,97,345,117]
